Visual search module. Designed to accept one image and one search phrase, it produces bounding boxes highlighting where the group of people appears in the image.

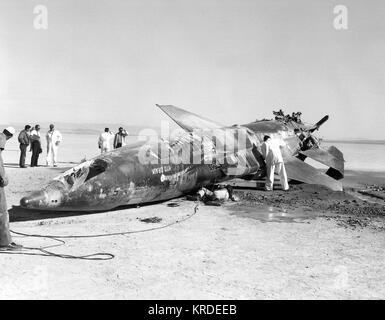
[18,125,129,168]
[16,124,130,169]
[17,124,63,168]
[273,109,302,124]
[98,127,128,153]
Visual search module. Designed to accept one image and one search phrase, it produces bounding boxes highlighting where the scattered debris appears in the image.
[235,184,385,230]
[167,203,180,207]
[193,185,239,206]
[185,194,199,201]
[364,184,385,192]
[139,217,162,223]
[273,109,302,123]
[358,184,385,201]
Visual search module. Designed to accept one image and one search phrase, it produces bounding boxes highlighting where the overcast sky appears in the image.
[0,0,384,139]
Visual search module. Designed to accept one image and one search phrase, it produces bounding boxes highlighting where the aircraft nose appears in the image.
[20,182,65,210]
[20,190,48,209]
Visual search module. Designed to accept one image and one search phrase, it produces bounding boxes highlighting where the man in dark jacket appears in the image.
[18,125,31,168]
[30,124,42,167]
[113,127,128,149]
[0,127,22,250]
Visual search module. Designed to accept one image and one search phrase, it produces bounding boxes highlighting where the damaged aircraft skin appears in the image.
[20,105,344,211]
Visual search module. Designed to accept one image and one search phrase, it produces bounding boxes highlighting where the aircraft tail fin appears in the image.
[156,104,224,132]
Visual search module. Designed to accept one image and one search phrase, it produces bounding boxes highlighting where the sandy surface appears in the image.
[1,161,385,299]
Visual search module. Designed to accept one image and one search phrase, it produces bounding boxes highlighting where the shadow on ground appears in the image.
[9,198,183,222]
[3,162,22,168]
[4,163,73,171]
[9,206,98,222]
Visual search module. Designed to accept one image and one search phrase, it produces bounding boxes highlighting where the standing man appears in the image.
[261,135,289,191]
[0,127,21,250]
[18,125,31,168]
[113,127,128,149]
[98,128,114,153]
[30,125,42,167]
[46,124,63,167]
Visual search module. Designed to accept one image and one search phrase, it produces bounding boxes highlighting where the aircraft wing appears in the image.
[299,145,344,180]
[156,104,224,132]
[283,151,343,191]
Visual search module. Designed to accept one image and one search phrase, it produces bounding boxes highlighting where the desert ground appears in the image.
[1,148,385,299]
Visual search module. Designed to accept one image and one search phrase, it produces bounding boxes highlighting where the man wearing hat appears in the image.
[0,127,22,250]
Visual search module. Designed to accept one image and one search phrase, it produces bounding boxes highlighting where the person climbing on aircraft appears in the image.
[261,135,289,191]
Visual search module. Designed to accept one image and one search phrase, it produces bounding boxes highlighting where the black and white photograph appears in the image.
[0,0,384,302]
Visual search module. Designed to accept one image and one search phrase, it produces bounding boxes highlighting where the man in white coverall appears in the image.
[46,124,63,167]
[261,135,289,191]
[98,128,114,153]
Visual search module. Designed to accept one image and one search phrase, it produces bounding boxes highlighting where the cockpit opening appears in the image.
[60,159,109,189]
[85,159,108,181]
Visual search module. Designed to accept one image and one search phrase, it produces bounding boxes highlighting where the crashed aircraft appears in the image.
[20,105,344,211]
